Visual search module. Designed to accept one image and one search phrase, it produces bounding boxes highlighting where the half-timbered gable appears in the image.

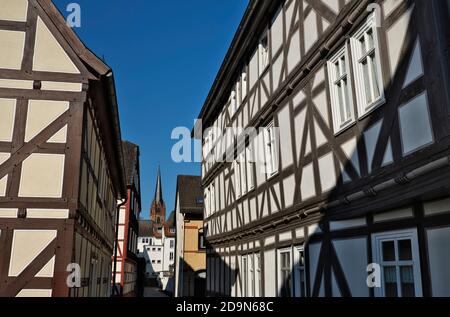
[199,0,450,297]
[0,0,126,297]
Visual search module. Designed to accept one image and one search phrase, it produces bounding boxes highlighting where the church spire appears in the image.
[154,166,163,204]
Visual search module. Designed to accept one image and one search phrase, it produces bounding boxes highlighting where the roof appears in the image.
[166,211,175,225]
[122,141,140,185]
[154,167,163,204]
[138,220,153,237]
[176,175,204,215]
[195,0,282,130]
[36,0,126,198]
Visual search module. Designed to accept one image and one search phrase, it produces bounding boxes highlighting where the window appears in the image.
[242,257,248,297]
[210,182,216,214]
[350,13,384,117]
[240,152,247,195]
[255,253,262,297]
[170,240,174,249]
[157,260,161,264]
[152,260,156,264]
[294,247,307,297]
[249,255,255,297]
[264,121,279,177]
[241,70,248,101]
[236,79,242,111]
[198,229,206,250]
[327,46,355,133]
[152,248,156,251]
[259,30,269,75]
[278,249,293,297]
[205,129,215,169]
[157,248,161,252]
[169,252,174,261]
[205,189,210,218]
[231,90,237,116]
[372,229,422,297]
[234,160,241,198]
[196,197,204,205]
[246,145,255,191]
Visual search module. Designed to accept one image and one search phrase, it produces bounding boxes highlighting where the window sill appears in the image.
[266,170,279,182]
[333,120,356,136]
[358,96,386,121]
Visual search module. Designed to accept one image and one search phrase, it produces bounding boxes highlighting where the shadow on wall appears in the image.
[204,0,449,297]
[178,258,208,297]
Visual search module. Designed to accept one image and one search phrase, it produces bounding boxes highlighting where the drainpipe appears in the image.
[112,198,127,297]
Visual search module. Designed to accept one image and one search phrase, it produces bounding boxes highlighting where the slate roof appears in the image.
[176,175,204,215]
[122,141,139,186]
[138,220,153,237]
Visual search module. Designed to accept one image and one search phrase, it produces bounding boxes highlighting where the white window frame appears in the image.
[210,182,216,214]
[242,256,248,297]
[241,69,248,101]
[248,254,255,297]
[234,160,241,199]
[255,253,262,297]
[277,248,293,297]
[246,144,255,191]
[350,13,385,118]
[240,151,247,195]
[372,229,423,297]
[264,121,279,178]
[293,246,307,297]
[258,29,269,76]
[327,45,356,134]
[204,189,209,218]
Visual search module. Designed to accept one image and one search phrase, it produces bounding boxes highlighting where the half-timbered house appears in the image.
[174,175,206,297]
[0,0,126,297]
[112,141,141,297]
[198,0,450,297]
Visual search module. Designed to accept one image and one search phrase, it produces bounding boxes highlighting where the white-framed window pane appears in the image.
[211,183,215,213]
[281,252,292,297]
[373,230,422,298]
[255,253,261,296]
[400,266,415,297]
[236,80,241,109]
[240,152,247,195]
[264,122,278,177]
[242,70,248,101]
[242,257,247,296]
[294,247,306,297]
[327,46,355,133]
[235,161,241,198]
[246,145,255,190]
[351,14,385,116]
[362,59,373,104]
[259,31,269,75]
[369,54,381,98]
[383,266,398,297]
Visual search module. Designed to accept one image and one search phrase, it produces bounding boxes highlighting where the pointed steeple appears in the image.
[154,166,163,204]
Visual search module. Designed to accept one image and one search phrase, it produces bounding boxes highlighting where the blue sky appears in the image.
[53,0,248,219]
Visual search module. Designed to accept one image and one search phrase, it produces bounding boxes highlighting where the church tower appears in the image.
[150,167,166,227]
